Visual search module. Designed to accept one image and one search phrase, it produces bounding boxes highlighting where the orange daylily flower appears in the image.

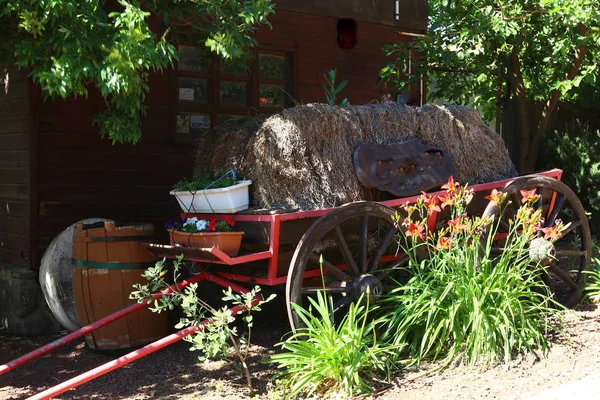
[448,216,468,234]
[405,222,425,240]
[520,188,540,204]
[441,176,459,193]
[485,189,504,206]
[541,224,563,241]
[436,236,452,250]
[422,192,441,215]
[438,194,454,210]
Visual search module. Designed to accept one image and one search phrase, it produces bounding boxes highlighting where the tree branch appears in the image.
[530,23,589,158]
[507,47,530,155]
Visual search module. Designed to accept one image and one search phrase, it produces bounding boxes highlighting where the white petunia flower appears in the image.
[185,217,199,225]
[195,220,208,231]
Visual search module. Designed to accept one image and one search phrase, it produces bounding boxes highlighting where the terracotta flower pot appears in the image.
[168,230,243,257]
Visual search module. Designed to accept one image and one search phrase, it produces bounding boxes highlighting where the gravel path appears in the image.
[2,304,600,399]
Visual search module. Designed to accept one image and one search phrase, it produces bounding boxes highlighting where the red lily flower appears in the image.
[405,222,425,240]
[520,188,540,204]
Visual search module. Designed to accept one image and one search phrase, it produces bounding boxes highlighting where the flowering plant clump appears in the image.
[165,216,236,233]
[130,255,275,392]
[380,176,566,368]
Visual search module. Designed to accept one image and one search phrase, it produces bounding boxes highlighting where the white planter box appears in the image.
[170,180,252,213]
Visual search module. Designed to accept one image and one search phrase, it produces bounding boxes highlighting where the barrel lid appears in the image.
[75,221,154,238]
[39,218,110,331]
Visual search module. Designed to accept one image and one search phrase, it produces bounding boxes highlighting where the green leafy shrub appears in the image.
[173,170,238,191]
[540,120,600,234]
[130,255,275,390]
[584,252,600,300]
[380,179,565,368]
[269,288,400,398]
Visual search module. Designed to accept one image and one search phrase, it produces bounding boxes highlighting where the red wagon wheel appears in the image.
[481,176,592,307]
[285,201,408,332]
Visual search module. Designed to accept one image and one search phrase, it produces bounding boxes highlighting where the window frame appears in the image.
[172,45,295,140]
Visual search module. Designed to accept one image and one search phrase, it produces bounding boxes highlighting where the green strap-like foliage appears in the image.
[0,0,274,144]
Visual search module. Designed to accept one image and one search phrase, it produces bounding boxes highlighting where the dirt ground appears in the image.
[2,302,600,400]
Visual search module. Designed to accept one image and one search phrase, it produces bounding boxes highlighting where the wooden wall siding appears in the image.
[35,68,196,263]
[0,63,31,268]
[275,0,428,32]
[255,10,420,105]
[34,11,420,266]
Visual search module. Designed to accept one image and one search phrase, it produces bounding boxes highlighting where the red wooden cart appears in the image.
[1,168,592,399]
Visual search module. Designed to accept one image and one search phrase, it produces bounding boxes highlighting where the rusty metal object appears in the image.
[353,139,457,196]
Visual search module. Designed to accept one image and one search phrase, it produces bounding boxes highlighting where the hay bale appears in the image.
[194,103,517,210]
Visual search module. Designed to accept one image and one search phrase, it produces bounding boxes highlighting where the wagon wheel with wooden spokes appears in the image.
[481,176,592,307]
[285,201,409,333]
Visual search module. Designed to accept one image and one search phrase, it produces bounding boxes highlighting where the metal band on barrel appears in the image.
[72,259,154,270]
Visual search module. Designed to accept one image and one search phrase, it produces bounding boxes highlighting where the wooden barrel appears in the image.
[72,221,167,351]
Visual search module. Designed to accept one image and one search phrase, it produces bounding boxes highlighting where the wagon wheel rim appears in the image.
[481,176,592,307]
[285,202,407,332]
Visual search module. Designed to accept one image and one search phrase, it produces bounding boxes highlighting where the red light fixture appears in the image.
[337,19,357,50]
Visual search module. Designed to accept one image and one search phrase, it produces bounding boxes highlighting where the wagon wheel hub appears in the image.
[529,237,556,266]
[352,274,383,298]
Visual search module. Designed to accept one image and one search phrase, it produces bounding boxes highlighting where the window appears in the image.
[175,46,293,139]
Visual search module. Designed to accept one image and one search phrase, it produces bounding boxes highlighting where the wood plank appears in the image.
[267,6,427,31]
[0,116,29,134]
[37,216,166,239]
[0,215,29,235]
[0,232,30,255]
[37,116,98,136]
[38,185,180,203]
[35,94,103,115]
[0,247,28,268]
[0,150,29,168]
[36,105,170,135]
[37,129,174,149]
[0,199,28,218]
[39,201,180,219]
[0,184,28,200]
[0,168,28,185]
[0,79,28,98]
[38,168,190,188]
[38,150,194,171]
[0,132,28,151]
[0,98,30,118]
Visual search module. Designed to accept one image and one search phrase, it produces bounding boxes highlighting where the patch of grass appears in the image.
[269,289,400,398]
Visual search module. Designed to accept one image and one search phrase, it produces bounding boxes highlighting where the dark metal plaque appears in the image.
[354,139,457,197]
